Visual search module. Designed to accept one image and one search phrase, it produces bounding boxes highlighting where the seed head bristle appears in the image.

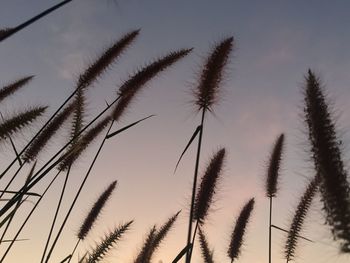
[303,70,350,252]
[0,106,47,142]
[59,116,111,170]
[227,198,254,262]
[193,148,225,224]
[134,225,157,263]
[112,48,192,121]
[285,177,319,262]
[0,75,34,103]
[77,29,140,90]
[198,227,215,263]
[78,181,117,240]
[23,103,74,162]
[86,220,132,263]
[193,37,234,112]
[265,133,285,198]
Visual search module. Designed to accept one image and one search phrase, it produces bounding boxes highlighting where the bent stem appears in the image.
[186,108,206,263]
[44,120,114,263]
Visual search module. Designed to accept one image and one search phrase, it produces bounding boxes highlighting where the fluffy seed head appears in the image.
[193,37,234,112]
[23,103,74,162]
[265,133,285,198]
[227,198,254,262]
[86,220,132,263]
[134,225,157,263]
[78,181,117,240]
[285,177,319,262]
[113,48,192,121]
[59,116,111,170]
[77,29,140,90]
[193,148,225,224]
[0,76,34,103]
[0,106,47,142]
[303,70,350,252]
[198,227,215,263]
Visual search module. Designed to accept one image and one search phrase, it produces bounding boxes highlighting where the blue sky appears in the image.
[0,0,350,262]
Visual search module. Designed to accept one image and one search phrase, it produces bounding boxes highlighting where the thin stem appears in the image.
[186,108,206,263]
[40,168,68,263]
[0,162,26,199]
[269,196,272,263]
[66,239,80,263]
[0,94,121,218]
[0,0,74,42]
[188,220,199,261]
[44,121,114,262]
[0,169,61,262]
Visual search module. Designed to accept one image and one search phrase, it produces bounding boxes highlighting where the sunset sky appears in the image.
[1,0,350,262]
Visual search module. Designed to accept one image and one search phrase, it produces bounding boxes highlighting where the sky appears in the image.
[0,0,350,262]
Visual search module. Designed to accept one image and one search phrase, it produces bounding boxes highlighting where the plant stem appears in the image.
[0,162,26,199]
[0,169,61,262]
[185,108,206,263]
[0,0,74,42]
[44,121,114,263]
[40,168,69,263]
[0,95,121,218]
[66,239,80,263]
[269,196,272,263]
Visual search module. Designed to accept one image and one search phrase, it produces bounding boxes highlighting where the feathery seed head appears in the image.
[303,70,350,252]
[0,106,47,142]
[59,116,111,170]
[193,37,234,112]
[0,75,34,103]
[227,198,254,262]
[198,227,215,263]
[113,48,192,121]
[77,29,140,90]
[23,103,74,162]
[78,181,117,240]
[134,225,158,263]
[265,133,285,198]
[193,148,226,224]
[86,220,132,263]
[285,177,319,262]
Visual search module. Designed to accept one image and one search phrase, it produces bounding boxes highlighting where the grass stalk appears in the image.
[0,0,74,42]
[43,120,114,262]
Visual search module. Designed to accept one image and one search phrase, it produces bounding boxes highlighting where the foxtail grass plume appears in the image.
[0,28,14,41]
[193,148,225,224]
[113,48,192,121]
[86,220,133,263]
[59,116,111,170]
[0,106,47,142]
[193,37,234,112]
[303,70,350,252]
[0,76,34,103]
[77,29,139,90]
[198,227,215,263]
[145,211,181,262]
[266,134,284,197]
[134,225,157,263]
[70,88,86,146]
[78,181,117,240]
[227,198,255,262]
[285,177,319,262]
[22,103,74,162]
